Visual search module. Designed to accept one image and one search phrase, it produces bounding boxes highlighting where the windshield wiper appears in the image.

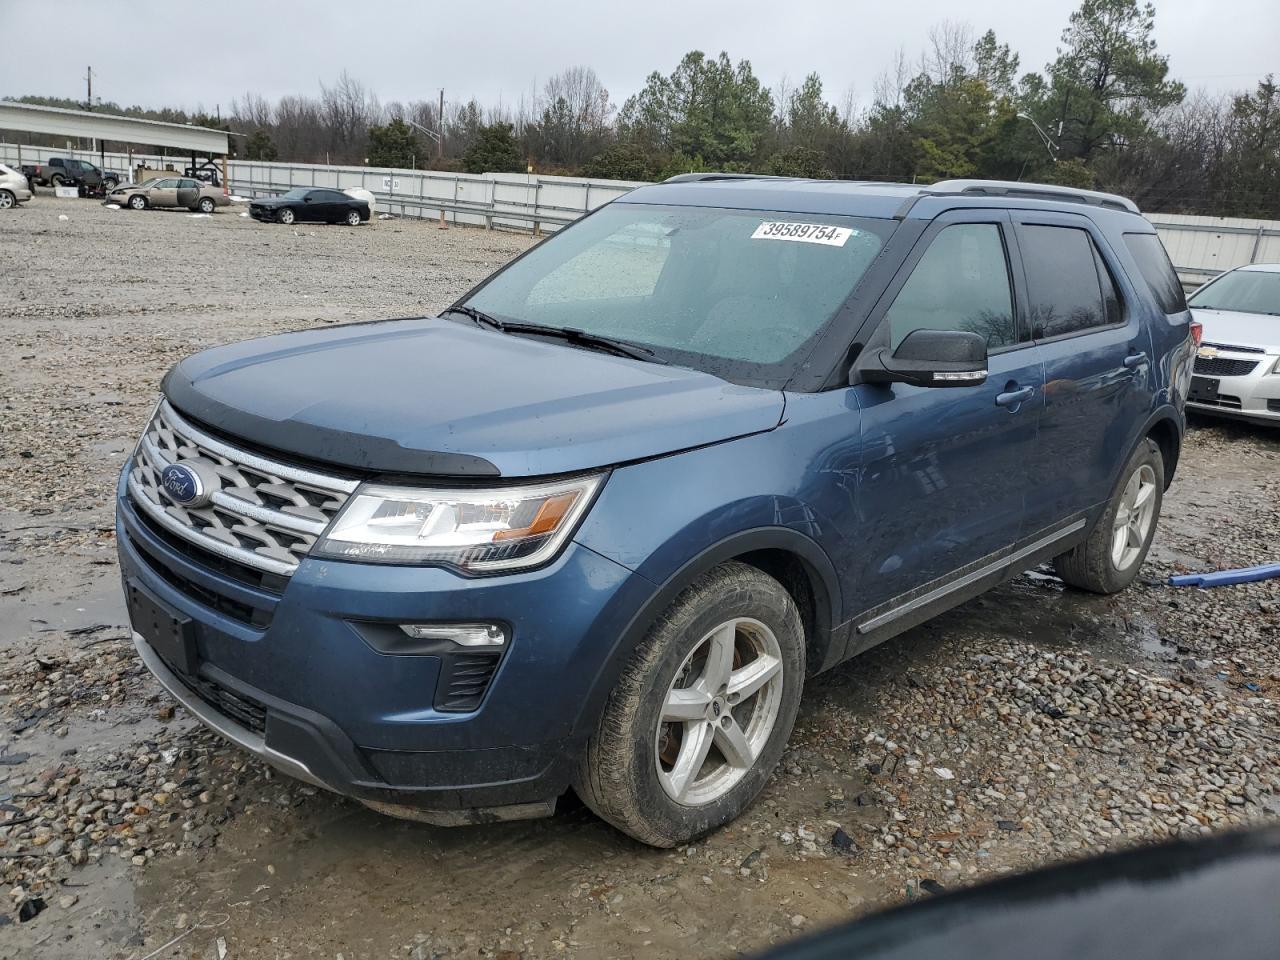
[502,322,666,364]
[443,305,506,332]
[444,307,664,363]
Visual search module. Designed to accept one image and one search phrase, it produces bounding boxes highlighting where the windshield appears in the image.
[279,188,312,200]
[461,202,892,386]
[1189,270,1280,317]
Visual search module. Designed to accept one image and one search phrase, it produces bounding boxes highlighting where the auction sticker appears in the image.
[751,221,853,246]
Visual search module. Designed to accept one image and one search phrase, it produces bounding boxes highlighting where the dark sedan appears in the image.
[249,188,370,226]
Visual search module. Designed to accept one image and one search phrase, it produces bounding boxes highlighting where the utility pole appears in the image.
[85,66,93,110]
[437,88,444,160]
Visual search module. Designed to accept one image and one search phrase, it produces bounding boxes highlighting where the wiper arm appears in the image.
[442,305,506,332]
[502,322,667,364]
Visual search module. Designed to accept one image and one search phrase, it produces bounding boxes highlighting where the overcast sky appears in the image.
[1,0,1275,116]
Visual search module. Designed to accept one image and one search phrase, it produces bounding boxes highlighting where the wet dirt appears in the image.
[2,197,1278,959]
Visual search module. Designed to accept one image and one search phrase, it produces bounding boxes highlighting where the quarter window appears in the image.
[1124,233,1187,314]
[884,223,1017,349]
[1021,225,1121,338]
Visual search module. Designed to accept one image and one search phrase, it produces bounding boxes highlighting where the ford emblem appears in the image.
[160,462,208,506]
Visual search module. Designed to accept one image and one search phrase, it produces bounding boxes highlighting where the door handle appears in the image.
[1122,351,1148,369]
[995,385,1035,408]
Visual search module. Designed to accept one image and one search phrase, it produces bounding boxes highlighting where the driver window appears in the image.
[884,223,1016,350]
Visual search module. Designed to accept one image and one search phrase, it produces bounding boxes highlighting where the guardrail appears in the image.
[227,177,587,232]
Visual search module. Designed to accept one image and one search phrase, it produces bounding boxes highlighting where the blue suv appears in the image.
[118,176,1196,846]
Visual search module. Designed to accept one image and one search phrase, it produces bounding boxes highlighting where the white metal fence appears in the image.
[4,142,1277,284]
[0,142,641,233]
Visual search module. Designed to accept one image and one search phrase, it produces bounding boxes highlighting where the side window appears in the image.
[1021,225,1120,339]
[884,223,1016,350]
[179,179,199,189]
[1123,233,1187,314]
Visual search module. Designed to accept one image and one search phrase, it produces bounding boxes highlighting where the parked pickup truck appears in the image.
[21,157,123,191]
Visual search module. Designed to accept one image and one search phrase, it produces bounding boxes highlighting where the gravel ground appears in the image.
[1,196,1277,958]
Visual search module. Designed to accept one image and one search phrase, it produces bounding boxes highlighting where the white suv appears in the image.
[0,163,33,209]
[1187,263,1280,425]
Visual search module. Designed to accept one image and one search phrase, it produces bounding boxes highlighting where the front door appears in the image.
[149,178,179,207]
[1009,212,1157,532]
[844,212,1044,631]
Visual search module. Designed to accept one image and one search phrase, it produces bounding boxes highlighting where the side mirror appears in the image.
[858,329,988,388]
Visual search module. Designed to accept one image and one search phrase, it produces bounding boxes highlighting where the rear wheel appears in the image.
[278,207,296,225]
[197,197,216,213]
[1054,438,1163,594]
[0,190,14,210]
[345,208,361,226]
[574,561,805,847]
[128,194,147,210]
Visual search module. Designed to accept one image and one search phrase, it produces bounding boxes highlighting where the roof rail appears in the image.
[662,172,790,184]
[926,179,1140,214]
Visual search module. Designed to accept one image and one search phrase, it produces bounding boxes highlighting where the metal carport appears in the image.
[0,100,230,187]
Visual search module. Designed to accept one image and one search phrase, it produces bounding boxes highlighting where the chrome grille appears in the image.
[1201,341,1265,355]
[127,399,357,576]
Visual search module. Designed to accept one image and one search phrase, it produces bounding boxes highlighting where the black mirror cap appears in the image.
[859,329,989,389]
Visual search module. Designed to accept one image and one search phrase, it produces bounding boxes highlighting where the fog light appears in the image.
[399,623,506,647]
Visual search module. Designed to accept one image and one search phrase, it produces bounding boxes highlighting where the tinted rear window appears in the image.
[1124,233,1186,314]
[1020,225,1113,339]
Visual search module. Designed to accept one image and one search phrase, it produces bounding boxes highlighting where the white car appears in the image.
[0,163,34,209]
[1187,263,1280,426]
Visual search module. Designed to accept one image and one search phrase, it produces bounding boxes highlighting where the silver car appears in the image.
[0,163,33,208]
[1187,263,1280,425]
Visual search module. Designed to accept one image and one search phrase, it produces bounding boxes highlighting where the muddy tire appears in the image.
[574,561,805,847]
[1054,438,1163,594]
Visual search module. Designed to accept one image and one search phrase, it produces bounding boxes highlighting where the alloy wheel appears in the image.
[1112,463,1157,570]
[655,617,784,806]
[0,191,13,209]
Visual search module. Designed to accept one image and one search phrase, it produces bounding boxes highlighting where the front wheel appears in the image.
[1054,437,1164,594]
[344,209,361,226]
[575,561,805,847]
[197,197,216,213]
[0,190,14,210]
[277,207,295,225]
[103,178,118,191]
[128,194,147,210]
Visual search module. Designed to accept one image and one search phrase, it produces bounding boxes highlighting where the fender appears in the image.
[1107,402,1184,498]
[569,526,845,740]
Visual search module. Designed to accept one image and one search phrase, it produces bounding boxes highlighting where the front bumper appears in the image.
[1187,352,1280,425]
[116,465,654,814]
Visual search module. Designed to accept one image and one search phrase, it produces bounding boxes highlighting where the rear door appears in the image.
[846,210,1045,625]
[1011,212,1156,533]
[176,179,201,209]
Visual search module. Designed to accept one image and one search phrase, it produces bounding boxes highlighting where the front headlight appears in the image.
[313,474,604,572]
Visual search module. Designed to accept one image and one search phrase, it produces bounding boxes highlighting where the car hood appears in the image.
[162,316,785,477]
[1190,308,1280,352]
